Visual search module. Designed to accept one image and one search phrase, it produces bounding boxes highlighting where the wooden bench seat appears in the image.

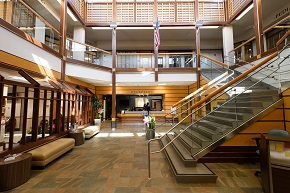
[28,138,75,167]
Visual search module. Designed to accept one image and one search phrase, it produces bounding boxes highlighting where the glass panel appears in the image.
[66,38,112,67]
[0,1,61,52]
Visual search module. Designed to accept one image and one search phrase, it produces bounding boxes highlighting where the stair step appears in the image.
[166,134,196,167]
[223,100,271,108]
[216,106,262,114]
[234,94,279,101]
[174,131,201,150]
[196,120,231,134]
[210,111,252,121]
[160,137,218,183]
[202,115,242,127]
[190,125,223,141]
[179,130,212,148]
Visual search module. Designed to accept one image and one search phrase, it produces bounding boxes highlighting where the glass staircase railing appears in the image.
[148,46,290,178]
[153,56,235,132]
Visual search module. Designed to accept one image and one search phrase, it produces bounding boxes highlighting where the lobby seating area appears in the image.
[4,121,263,192]
[28,138,75,167]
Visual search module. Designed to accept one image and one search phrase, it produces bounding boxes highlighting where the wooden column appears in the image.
[56,92,61,133]
[67,93,71,129]
[41,90,47,138]
[195,0,201,90]
[8,86,17,149]
[253,0,264,58]
[31,87,40,142]
[111,27,117,129]
[49,91,54,135]
[0,76,3,122]
[62,93,66,131]
[60,0,67,81]
[21,87,28,144]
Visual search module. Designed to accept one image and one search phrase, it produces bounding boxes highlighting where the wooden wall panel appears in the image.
[241,122,285,133]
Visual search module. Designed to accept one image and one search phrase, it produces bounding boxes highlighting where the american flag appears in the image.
[154,18,160,49]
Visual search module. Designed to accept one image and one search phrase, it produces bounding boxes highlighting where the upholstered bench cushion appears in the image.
[82,126,100,139]
[28,138,75,166]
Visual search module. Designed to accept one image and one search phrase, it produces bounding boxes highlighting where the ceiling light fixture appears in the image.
[158,83,166,86]
[235,4,254,20]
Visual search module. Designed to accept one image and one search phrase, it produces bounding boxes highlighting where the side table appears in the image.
[0,153,32,191]
[69,130,85,146]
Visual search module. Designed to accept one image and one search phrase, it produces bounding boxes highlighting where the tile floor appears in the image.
[8,121,263,193]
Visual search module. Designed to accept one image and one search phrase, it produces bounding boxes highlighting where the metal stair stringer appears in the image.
[191,98,284,160]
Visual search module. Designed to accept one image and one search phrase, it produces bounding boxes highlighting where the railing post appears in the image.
[148,140,151,179]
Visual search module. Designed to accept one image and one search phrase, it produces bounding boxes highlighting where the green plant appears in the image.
[92,95,103,118]
[143,115,156,130]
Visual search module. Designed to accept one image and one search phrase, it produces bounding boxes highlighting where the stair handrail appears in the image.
[153,58,233,130]
[276,29,290,48]
[147,51,278,179]
[189,52,278,111]
[172,55,231,108]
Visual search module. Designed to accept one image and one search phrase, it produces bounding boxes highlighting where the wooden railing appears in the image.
[189,52,278,111]
[86,0,225,24]
[229,14,290,56]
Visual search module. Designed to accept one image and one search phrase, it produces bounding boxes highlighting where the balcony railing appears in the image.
[0,0,61,52]
[116,52,195,69]
[66,38,112,67]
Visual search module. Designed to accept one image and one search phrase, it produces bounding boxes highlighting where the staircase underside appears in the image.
[160,137,218,183]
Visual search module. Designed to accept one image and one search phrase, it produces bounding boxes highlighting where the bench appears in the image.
[28,138,75,167]
[82,125,100,139]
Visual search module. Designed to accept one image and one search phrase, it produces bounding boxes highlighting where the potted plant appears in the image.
[143,115,156,140]
[92,95,103,126]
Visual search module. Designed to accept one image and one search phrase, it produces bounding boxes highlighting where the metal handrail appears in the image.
[148,51,280,179]
[153,58,233,131]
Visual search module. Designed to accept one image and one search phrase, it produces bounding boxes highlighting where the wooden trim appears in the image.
[67,1,85,25]
[60,0,68,81]
[190,52,278,111]
[229,37,255,53]
[253,0,264,55]
[18,0,60,35]
[199,146,259,163]
[18,70,40,87]
[158,68,197,72]
[227,0,252,21]
[66,58,111,72]
[276,29,290,47]
[200,54,229,68]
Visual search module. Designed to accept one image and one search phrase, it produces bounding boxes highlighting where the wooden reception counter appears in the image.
[117,111,170,123]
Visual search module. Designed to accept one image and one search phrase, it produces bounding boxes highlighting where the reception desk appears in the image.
[117,111,173,123]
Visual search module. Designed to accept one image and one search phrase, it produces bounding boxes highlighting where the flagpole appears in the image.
[154,18,160,82]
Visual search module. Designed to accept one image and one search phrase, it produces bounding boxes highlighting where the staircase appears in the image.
[150,46,290,183]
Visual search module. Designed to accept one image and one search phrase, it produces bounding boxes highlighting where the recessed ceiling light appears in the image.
[158,83,166,86]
